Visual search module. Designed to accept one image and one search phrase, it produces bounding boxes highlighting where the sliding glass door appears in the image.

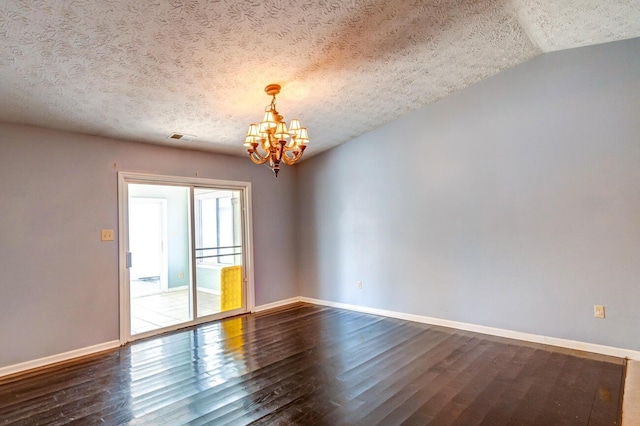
[119,174,253,342]
[194,188,243,318]
[128,184,191,335]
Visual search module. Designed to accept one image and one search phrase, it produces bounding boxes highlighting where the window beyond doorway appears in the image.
[195,190,239,267]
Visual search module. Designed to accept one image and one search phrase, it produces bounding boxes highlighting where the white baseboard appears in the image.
[298,297,640,361]
[4,298,636,380]
[253,297,303,313]
[0,340,121,379]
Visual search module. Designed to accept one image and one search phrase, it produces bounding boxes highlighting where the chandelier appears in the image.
[243,84,309,177]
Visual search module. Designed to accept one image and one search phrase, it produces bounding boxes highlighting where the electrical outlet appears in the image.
[356,281,363,289]
[101,229,114,241]
[594,305,605,319]
[178,272,184,279]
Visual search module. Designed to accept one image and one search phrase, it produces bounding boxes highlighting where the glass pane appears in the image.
[194,188,243,317]
[128,184,192,335]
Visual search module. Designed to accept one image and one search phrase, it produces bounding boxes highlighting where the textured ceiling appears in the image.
[1,0,639,159]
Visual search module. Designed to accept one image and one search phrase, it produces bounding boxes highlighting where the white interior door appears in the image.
[129,198,167,288]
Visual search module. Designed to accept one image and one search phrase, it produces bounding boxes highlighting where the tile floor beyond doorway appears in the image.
[131,280,221,335]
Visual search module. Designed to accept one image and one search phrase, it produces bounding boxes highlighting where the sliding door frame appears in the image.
[117,172,255,345]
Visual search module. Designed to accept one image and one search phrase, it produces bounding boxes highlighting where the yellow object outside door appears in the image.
[221,265,242,311]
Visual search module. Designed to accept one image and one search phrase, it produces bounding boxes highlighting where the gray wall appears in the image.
[297,38,640,352]
[0,124,298,368]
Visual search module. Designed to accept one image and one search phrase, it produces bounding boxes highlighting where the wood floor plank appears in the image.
[0,303,625,425]
[332,335,485,424]
[353,338,499,424]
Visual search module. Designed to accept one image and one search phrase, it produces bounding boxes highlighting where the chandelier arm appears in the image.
[280,144,306,165]
[286,142,307,152]
[248,150,269,165]
[252,137,274,160]
[281,152,300,165]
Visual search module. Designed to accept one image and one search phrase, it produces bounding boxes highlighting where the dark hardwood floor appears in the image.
[0,303,626,425]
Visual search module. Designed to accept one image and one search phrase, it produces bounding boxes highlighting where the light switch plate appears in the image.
[101,229,114,241]
[594,305,605,319]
